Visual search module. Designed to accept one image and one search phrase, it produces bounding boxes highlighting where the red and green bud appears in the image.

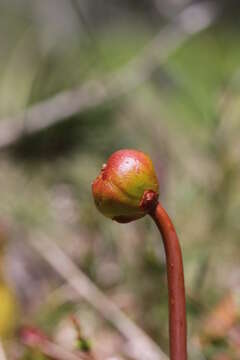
[92,149,159,223]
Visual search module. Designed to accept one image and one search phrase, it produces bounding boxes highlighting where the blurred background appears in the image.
[0,0,239,359]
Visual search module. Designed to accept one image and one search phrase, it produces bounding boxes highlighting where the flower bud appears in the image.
[92,149,159,223]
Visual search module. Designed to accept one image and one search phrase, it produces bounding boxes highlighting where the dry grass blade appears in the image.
[27,233,169,360]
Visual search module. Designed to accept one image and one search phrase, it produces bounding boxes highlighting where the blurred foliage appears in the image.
[0,1,240,359]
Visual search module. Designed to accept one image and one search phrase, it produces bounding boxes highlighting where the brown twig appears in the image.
[150,202,187,360]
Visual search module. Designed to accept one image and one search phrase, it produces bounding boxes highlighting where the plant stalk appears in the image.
[150,202,187,360]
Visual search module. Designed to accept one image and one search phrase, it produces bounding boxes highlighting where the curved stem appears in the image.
[150,202,187,360]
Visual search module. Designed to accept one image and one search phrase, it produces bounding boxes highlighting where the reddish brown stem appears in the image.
[150,202,187,360]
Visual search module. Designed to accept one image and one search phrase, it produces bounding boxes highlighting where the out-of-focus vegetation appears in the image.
[0,1,240,359]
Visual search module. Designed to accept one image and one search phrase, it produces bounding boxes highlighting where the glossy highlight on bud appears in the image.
[92,149,159,223]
